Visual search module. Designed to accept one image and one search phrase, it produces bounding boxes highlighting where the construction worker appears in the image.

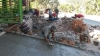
[48,9,52,19]
[54,7,59,18]
[29,8,39,22]
[6,20,32,35]
[41,25,57,45]
[52,12,57,18]
[74,14,84,19]
[45,9,49,13]
[34,9,39,17]
[29,8,35,15]
[49,11,59,22]
[34,9,40,22]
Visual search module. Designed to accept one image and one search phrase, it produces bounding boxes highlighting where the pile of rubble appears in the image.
[88,24,100,33]
[45,17,93,50]
[50,17,73,32]
[17,15,100,52]
[54,31,79,46]
[55,31,78,41]
[32,16,50,34]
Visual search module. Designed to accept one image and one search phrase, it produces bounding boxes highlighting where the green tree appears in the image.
[30,0,100,15]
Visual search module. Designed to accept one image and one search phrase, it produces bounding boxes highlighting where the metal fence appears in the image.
[0,0,23,23]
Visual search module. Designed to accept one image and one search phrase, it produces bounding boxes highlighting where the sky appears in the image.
[58,0,67,4]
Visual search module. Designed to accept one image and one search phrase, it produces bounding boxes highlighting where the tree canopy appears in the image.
[30,0,100,15]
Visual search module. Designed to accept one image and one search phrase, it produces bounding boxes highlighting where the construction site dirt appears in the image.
[0,13,100,56]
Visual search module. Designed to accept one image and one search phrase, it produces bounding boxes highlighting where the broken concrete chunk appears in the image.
[93,40,99,46]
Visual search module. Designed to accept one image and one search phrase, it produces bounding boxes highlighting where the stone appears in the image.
[69,40,75,46]
[62,40,69,45]
[93,40,99,46]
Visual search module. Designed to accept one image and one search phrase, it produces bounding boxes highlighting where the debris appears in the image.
[93,40,99,46]
[79,34,91,43]
[59,37,76,46]
[0,31,6,36]
[71,19,86,34]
